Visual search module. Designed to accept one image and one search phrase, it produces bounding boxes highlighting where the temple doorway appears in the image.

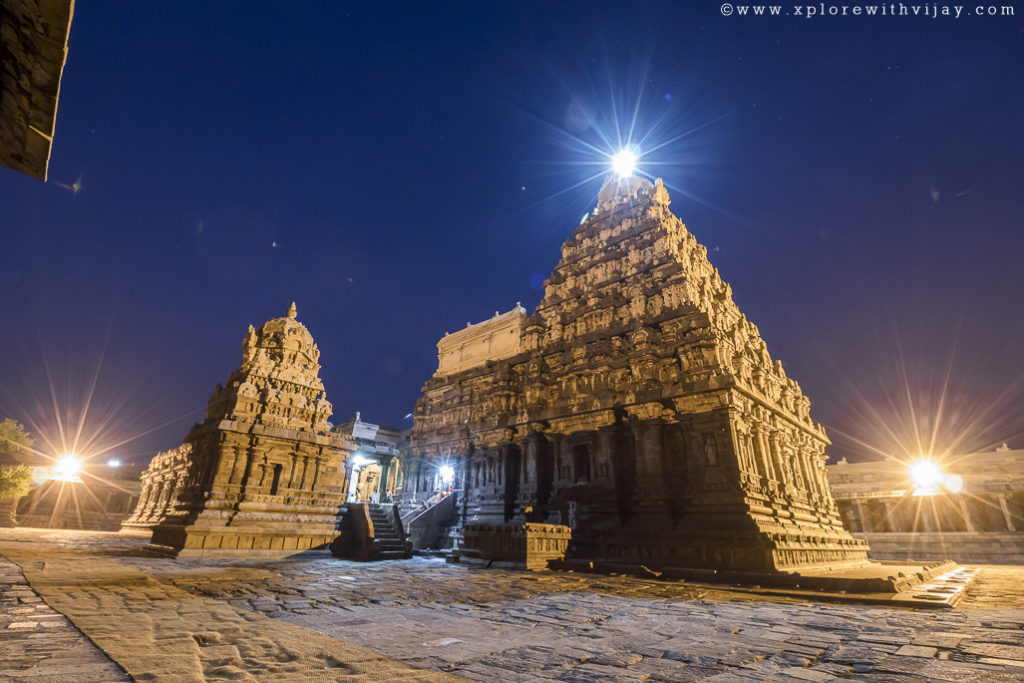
[351,464,381,502]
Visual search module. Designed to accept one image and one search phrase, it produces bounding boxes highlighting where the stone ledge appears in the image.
[551,557,957,597]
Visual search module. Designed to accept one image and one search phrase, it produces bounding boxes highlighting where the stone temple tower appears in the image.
[411,176,869,572]
[145,304,354,556]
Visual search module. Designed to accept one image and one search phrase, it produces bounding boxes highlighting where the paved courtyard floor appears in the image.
[2,528,1024,681]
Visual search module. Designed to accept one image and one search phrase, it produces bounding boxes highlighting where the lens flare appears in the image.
[51,453,83,482]
[439,464,455,485]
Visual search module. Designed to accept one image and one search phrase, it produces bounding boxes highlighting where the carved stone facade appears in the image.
[410,176,868,572]
[141,304,354,556]
[0,0,74,180]
[120,444,193,531]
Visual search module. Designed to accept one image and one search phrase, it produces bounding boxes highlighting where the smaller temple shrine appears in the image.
[133,304,355,556]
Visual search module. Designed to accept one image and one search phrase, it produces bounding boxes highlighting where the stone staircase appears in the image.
[368,504,411,560]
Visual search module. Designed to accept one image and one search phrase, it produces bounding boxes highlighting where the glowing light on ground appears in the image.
[611,148,638,178]
[51,453,83,482]
[909,458,943,494]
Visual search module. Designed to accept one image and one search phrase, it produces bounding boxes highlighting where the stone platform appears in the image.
[3,527,1024,681]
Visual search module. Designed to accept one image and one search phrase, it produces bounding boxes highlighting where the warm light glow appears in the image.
[611,148,637,178]
[439,464,455,485]
[30,466,49,485]
[943,473,964,494]
[909,458,943,493]
[51,454,83,482]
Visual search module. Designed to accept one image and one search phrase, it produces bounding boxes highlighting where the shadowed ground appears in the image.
[2,528,1024,681]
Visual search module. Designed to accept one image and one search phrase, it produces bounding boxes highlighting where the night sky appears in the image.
[1,2,1021,466]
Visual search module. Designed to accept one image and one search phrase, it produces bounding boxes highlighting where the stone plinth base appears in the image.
[455,522,571,570]
[147,524,336,558]
[564,510,870,574]
[552,557,956,594]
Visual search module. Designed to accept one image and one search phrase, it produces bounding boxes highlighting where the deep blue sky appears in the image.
[1,2,1021,465]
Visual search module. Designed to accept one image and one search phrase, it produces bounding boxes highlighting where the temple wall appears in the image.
[436,306,525,376]
[0,0,74,180]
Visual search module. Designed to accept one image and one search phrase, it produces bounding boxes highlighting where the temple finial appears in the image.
[286,302,297,319]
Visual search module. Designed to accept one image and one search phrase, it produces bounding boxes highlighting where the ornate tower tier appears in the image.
[144,304,355,556]
[411,177,868,571]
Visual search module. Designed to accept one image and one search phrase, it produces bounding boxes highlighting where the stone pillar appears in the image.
[310,457,322,492]
[286,453,299,489]
[999,495,1016,532]
[752,427,775,483]
[377,457,391,500]
[636,419,665,482]
[768,432,787,486]
[854,500,869,532]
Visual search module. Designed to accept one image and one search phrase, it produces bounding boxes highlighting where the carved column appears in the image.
[286,453,299,489]
[796,449,816,497]
[225,447,243,485]
[752,426,775,483]
[768,431,787,487]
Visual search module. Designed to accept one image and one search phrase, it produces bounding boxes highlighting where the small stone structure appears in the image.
[17,463,141,530]
[0,0,74,180]
[458,522,572,570]
[140,304,355,556]
[828,445,1024,564]
[410,176,869,573]
[120,444,193,531]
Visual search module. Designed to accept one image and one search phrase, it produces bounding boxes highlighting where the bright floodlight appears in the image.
[439,464,455,486]
[51,454,83,482]
[909,458,943,493]
[107,458,122,469]
[611,148,637,178]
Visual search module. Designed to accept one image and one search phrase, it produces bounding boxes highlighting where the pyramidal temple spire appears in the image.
[286,301,297,319]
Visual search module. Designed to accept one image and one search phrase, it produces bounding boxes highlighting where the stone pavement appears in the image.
[0,557,130,681]
[2,528,1024,681]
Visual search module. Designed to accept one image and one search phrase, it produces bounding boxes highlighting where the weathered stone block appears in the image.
[457,522,571,570]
